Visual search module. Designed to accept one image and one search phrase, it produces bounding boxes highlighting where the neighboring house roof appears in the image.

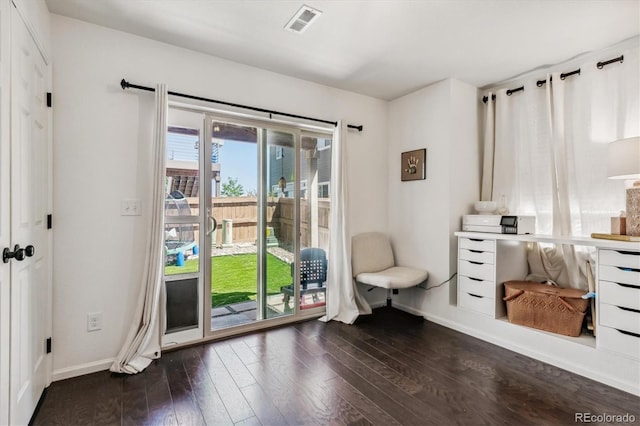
[167,128,220,163]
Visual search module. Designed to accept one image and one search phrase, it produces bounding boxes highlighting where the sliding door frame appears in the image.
[165,102,332,345]
[161,107,206,347]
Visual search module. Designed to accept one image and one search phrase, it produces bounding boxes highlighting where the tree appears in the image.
[221,177,245,197]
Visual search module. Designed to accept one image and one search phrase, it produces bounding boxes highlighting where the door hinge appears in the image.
[47,214,52,229]
[46,92,52,108]
[46,337,52,354]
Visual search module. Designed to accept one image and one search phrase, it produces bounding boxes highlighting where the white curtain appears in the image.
[482,40,639,289]
[481,93,495,201]
[111,84,167,374]
[320,121,371,324]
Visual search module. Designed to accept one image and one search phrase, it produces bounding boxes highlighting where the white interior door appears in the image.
[9,5,50,424]
[0,1,11,424]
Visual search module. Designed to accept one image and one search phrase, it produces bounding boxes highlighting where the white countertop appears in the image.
[454,231,640,251]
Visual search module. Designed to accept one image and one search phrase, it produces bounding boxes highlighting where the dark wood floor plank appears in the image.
[233,416,262,426]
[244,357,318,425]
[324,376,402,426]
[310,312,576,424]
[314,326,424,394]
[31,307,640,426]
[198,344,256,423]
[328,320,530,420]
[375,323,586,419]
[32,381,72,426]
[339,313,571,424]
[420,322,638,415]
[240,331,267,349]
[92,373,123,426]
[344,311,639,424]
[251,330,357,425]
[312,328,460,425]
[229,340,260,365]
[319,351,427,425]
[162,350,206,426]
[142,360,177,426]
[249,336,368,426]
[263,326,336,383]
[215,343,257,388]
[240,382,288,426]
[67,378,99,425]
[121,370,150,426]
[182,346,235,426]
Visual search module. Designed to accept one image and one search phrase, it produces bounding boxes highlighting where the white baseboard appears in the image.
[52,358,114,382]
[392,302,640,397]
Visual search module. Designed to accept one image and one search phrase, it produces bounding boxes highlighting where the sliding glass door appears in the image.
[162,108,207,346]
[162,106,331,345]
[208,119,302,334]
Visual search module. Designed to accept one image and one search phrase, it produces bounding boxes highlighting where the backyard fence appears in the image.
[184,196,330,251]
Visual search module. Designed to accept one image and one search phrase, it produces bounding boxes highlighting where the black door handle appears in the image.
[14,246,25,261]
[3,244,25,263]
[25,245,35,257]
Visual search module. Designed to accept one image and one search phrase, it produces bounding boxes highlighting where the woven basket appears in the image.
[503,281,589,337]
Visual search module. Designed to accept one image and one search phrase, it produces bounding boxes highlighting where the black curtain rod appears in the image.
[482,54,623,103]
[120,79,364,132]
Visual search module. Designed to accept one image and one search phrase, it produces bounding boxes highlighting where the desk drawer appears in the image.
[599,249,640,269]
[459,249,495,265]
[598,326,640,360]
[459,237,495,253]
[459,291,494,316]
[459,275,495,299]
[599,265,640,287]
[599,303,640,335]
[599,280,640,311]
[459,260,495,282]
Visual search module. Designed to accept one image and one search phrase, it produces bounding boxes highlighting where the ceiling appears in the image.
[46,0,640,100]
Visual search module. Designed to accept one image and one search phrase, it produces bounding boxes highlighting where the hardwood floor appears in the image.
[33,307,639,425]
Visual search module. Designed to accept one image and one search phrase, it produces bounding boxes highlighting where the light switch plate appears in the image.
[121,199,141,216]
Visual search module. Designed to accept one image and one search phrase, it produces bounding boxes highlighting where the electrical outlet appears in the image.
[87,312,102,332]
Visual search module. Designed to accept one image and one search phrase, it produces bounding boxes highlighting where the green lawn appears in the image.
[165,253,292,307]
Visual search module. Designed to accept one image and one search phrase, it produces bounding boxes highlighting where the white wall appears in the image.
[387,78,479,311]
[388,78,639,396]
[50,14,389,378]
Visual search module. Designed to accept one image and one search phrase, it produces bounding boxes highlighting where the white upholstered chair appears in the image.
[351,232,429,307]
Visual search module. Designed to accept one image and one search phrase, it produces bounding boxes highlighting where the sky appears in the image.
[166,132,261,196]
[217,140,258,195]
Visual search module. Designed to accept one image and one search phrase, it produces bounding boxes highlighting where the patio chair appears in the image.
[281,248,327,311]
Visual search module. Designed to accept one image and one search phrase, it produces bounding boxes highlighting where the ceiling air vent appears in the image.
[284,5,322,33]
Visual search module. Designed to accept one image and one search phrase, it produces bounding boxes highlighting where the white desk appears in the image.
[454,231,640,359]
[455,231,640,251]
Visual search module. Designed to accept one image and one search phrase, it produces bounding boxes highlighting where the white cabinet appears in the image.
[597,248,640,360]
[457,236,527,318]
[456,233,640,361]
[454,231,640,394]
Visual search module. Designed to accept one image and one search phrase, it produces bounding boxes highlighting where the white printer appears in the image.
[462,215,536,235]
